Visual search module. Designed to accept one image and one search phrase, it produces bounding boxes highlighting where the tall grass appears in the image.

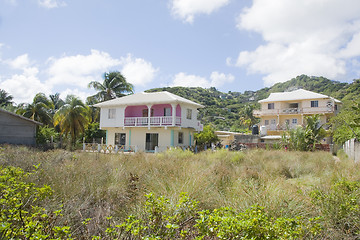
[1,145,359,238]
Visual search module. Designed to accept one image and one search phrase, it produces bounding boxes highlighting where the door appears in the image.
[115,133,126,146]
[145,133,158,151]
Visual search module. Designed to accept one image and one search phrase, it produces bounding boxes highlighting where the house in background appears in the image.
[253,89,341,139]
[94,91,204,152]
[0,108,42,146]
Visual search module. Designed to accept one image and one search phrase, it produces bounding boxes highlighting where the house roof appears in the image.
[0,108,43,125]
[93,91,204,108]
[258,89,341,103]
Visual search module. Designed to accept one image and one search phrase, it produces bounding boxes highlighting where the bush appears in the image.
[0,166,71,239]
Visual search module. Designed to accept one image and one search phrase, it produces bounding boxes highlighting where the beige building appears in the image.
[94,91,204,152]
[253,89,341,136]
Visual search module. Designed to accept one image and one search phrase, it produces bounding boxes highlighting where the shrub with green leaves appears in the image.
[195,206,321,239]
[311,179,360,236]
[0,166,72,239]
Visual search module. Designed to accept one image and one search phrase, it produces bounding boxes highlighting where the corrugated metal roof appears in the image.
[259,89,341,103]
[93,91,204,108]
[0,108,43,125]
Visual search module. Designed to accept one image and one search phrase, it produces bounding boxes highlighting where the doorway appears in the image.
[146,133,158,151]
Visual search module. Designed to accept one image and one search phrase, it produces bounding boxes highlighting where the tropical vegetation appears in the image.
[0,145,359,239]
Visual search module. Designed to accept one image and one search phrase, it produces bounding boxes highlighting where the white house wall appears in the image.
[102,127,195,152]
[99,107,125,128]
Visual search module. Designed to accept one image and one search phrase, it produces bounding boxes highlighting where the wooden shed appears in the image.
[0,108,42,146]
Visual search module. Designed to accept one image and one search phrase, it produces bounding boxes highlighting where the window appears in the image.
[186,109,192,119]
[335,104,338,111]
[108,109,116,119]
[142,108,154,117]
[292,118,298,124]
[115,133,126,145]
[285,119,290,126]
[164,107,171,116]
[178,132,183,144]
[265,120,269,125]
[311,100,318,108]
[289,103,298,108]
[268,103,274,109]
[271,119,276,125]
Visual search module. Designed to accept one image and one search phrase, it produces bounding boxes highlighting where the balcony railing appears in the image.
[254,107,335,116]
[124,116,181,127]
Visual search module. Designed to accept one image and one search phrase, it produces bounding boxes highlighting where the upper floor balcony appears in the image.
[253,106,336,117]
[124,116,181,127]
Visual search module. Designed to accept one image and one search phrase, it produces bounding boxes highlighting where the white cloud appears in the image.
[235,0,360,85]
[0,67,50,103]
[38,0,66,9]
[6,54,30,69]
[171,71,234,88]
[120,54,159,87]
[46,50,121,88]
[170,0,230,23]
[60,88,88,103]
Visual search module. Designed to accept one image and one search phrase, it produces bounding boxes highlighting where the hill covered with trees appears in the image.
[147,75,360,132]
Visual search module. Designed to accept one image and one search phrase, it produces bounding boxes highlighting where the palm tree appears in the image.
[16,93,53,125]
[0,89,13,107]
[88,71,134,102]
[49,93,65,112]
[54,95,89,146]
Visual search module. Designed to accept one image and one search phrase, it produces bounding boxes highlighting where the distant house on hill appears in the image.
[94,91,204,152]
[0,108,42,146]
[253,89,341,139]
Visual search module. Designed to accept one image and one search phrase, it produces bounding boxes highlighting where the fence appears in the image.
[343,138,360,162]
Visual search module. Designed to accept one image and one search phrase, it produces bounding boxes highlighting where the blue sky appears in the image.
[1,0,360,103]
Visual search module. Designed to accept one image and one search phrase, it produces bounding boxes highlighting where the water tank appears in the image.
[260,125,267,136]
[252,125,259,135]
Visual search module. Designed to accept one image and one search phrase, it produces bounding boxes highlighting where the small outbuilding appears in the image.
[0,108,42,146]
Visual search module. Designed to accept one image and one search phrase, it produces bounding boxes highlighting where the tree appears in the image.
[194,125,219,148]
[0,89,13,107]
[304,115,326,151]
[16,93,53,125]
[88,71,134,102]
[49,93,65,112]
[54,95,89,147]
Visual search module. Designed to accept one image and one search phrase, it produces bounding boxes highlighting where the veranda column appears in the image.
[147,105,152,129]
[171,104,176,126]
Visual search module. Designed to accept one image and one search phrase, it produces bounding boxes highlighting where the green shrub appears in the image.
[0,166,71,239]
[311,179,360,236]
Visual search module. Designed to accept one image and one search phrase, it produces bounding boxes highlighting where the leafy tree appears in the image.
[239,104,258,130]
[49,93,65,112]
[0,89,13,107]
[194,125,219,148]
[16,93,53,125]
[88,71,134,102]
[331,99,360,144]
[54,95,89,147]
[304,114,326,151]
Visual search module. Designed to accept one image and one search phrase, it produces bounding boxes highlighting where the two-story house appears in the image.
[253,89,341,136]
[94,91,204,152]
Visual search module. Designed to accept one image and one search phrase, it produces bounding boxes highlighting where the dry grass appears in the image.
[1,145,359,238]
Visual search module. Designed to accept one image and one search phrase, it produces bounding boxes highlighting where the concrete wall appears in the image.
[343,138,360,162]
[0,111,37,146]
[234,134,260,143]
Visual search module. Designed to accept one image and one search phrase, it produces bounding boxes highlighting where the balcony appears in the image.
[254,107,335,117]
[124,116,181,127]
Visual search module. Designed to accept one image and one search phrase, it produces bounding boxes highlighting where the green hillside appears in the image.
[147,75,360,131]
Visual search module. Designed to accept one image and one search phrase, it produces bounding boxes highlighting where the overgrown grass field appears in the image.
[1,145,360,239]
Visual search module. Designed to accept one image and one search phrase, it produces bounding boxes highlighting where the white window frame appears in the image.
[265,120,269,125]
[268,103,274,109]
[311,100,319,108]
[108,109,116,119]
[186,109,192,120]
[292,118,298,125]
[270,119,276,125]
